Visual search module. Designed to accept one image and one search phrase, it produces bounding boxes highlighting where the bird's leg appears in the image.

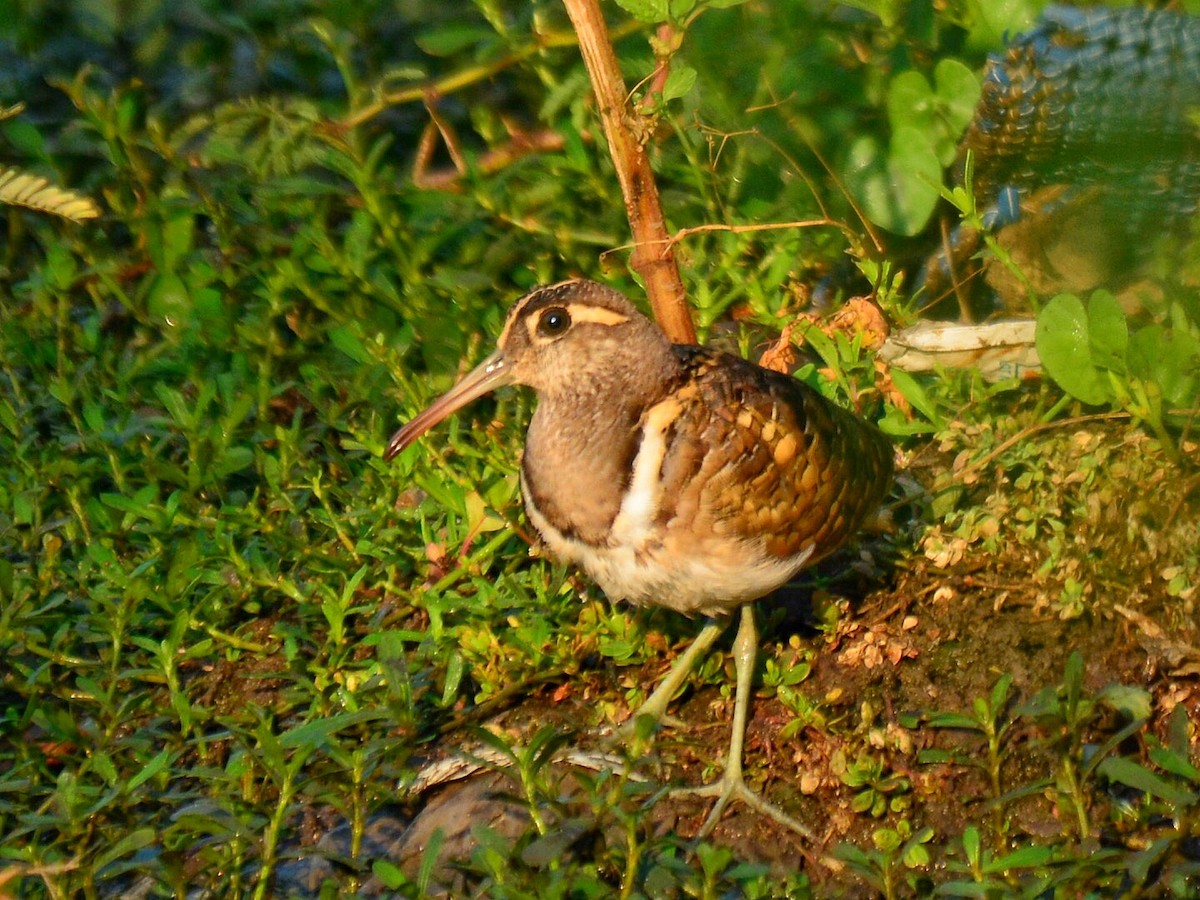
[680,604,814,840]
[616,618,728,739]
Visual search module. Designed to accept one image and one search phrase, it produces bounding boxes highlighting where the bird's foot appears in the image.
[673,770,813,840]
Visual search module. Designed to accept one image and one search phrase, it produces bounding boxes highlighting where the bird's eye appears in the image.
[537,307,571,337]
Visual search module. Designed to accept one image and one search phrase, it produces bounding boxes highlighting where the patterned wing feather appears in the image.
[656,348,892,565]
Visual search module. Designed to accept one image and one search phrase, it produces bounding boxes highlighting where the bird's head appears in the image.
[384,280,676,460]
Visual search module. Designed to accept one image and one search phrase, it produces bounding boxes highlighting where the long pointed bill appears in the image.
[384,350,512,461]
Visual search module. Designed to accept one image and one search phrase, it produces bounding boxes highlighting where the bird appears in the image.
[385,279,894,838]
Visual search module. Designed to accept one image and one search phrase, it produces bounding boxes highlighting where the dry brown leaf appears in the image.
[757,321,799,374]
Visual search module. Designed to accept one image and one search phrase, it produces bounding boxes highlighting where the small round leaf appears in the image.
[1036,293,1110,405]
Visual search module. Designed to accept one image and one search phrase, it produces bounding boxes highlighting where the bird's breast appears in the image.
[520,391,818,616]
[524,486,815,615]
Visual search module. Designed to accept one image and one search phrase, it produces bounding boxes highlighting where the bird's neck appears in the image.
[522,353,681,546]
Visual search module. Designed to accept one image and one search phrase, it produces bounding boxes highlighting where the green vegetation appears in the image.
[1036,291,1200,463]
[1,0,1197,896]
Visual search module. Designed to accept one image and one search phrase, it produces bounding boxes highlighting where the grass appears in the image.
[2,0,1200,896]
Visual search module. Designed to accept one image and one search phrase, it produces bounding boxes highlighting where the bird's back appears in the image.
[554,346,893,615]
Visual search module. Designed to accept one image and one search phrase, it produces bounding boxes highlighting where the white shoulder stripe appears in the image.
[610,398,679,546]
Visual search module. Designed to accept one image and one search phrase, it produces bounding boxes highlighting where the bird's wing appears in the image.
[653,347,893,564]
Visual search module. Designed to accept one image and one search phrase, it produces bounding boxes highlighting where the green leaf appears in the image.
[843,131,941,236]
[216,446,255,477]
[926,712,980,729]
[887,71,934,135]
[1097,683,1152,721]
[2,119,49,161]
[884,127,943,231]
[100,486,156,518]
[1035,294,1110,405]
[888,368,944,428]
[662,65,697,102]
[329,325,373,364]
[440,651,464,707]
[878,404,937,437]
[990,673,1013,712]
[1129,324,1200,408]
[611,0,669,21]
[415,26,494,56]
[277,711,381,750]
[916,748,958,764]
[1086,290,1127,375]
[1097,757,1199,807]
[964,0,1041,51]
[933,58,982,137]
[128,749,173,792]
[147,272,192,331]
[372,858,411,889]
[886,62,980,168]
[872,827,902,852]
[417,828,445,893]
[94,827,157,871]
[934,881,993,897]
[961,826,980,864]
[903,840,931,867]
[160,206,196,270]
[465,491,506,535]
[1149,745,1200,784]
[91,749,119,785]
[832,841,872,866]
[851,790,876,813]
[522,826,580,866]
[1128,837,1176,887]
[986,843,1055,871]
[838,0,903,28]
[1063,651,1084,704]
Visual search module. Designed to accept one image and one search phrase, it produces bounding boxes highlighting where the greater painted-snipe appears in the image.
[387,280,893,837]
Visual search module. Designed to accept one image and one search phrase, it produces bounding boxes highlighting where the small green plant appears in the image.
[3,0,1198,895]
[470,725,576,838]
[565,765,668,899]
[913,663,1200,895]
[796,317,891,415]
[834,819,934,900]
[937,152,1040,305]
[844,60,981,236]
[935,826,1055,897]
[759,644,813,695]
[1035,290,1200,462]
[759,643,826,740]
[1017,652,1152,842]
[840,752,913,818]
[919,672,1015,842]
[1095,706,1200,897]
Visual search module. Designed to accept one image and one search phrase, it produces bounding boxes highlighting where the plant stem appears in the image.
[561,0,695,343]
